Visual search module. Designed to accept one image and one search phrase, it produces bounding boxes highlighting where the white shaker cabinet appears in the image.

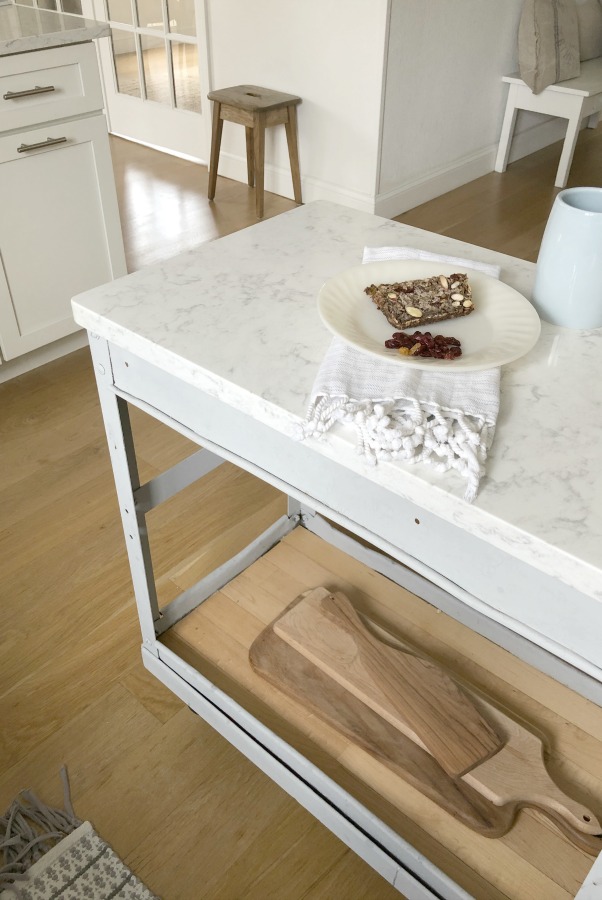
[0,40,126,362]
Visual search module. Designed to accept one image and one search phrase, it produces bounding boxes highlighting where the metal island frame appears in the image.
[72,201,602,899]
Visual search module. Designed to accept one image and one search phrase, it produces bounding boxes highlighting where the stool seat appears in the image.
[207,84,302,218]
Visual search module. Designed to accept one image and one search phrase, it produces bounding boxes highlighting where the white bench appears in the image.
[495,56,602,187]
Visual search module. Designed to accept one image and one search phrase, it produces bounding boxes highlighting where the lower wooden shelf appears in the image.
[161,526,602,900]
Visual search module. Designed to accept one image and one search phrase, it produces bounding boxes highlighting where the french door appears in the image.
[82,0,210,160]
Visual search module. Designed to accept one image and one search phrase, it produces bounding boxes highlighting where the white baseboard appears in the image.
[0,330,89,383]
[375,117,570,218]
[213,152,376,213]
[375,151,496,219]
[215,116,571,221]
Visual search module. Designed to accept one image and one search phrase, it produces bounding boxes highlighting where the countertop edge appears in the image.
[0,5,109,56]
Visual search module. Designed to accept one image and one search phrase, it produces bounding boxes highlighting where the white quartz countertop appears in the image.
[72,200,602,607]
[0,3,108,55]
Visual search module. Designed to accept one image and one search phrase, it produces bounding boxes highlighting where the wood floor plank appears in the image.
[72,703,368,900]
[0,439,111,530]
[73,707,247,853]
[119,666,184,724]
[125,763,350,900]
[302,851,409,900]
[0,471,122,583]
[109,135,297,272]
[0,683,160,811]
[0,604,141,767]
[201,808,350,900]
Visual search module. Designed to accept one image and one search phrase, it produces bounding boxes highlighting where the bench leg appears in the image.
[208,101,223,201]
[253,111,266,218]
[285,104,302,205]
[587,112,600,129]
[495,88,519,173]
[556,105,584,188]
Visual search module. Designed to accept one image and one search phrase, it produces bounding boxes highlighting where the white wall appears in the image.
[205,0,390,210]
[204,0,573,218]
[376,0,568,216]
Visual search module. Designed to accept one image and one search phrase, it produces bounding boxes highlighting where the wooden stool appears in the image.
[207,85,302,218]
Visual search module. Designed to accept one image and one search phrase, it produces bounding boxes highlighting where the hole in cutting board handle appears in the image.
[246,92,260,97]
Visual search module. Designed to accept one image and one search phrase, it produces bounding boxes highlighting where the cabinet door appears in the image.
[0,115,126,360]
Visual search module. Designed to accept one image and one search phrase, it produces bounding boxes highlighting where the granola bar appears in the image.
[365,273,474,330]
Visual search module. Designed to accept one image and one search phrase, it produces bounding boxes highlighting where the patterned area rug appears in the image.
[0,822,157,900]
[1,771,157,899]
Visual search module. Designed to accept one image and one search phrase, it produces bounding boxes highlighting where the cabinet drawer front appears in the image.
[0,42,103,132]
[0,120,81,162]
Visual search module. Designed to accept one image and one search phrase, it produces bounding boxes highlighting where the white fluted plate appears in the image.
[318,260,541,372]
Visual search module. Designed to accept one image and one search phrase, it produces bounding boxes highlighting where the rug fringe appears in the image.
[0,767,81,889]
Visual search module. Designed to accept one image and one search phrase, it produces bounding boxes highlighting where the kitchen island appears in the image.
[72,201,602,898]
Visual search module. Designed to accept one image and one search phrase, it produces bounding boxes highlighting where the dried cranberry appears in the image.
[385,328,463,360]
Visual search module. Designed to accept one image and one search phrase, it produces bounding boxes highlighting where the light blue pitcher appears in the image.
[532,187,602,330]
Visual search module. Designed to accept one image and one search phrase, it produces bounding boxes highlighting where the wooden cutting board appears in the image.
[250,588,602,855]
[273,586,502,777]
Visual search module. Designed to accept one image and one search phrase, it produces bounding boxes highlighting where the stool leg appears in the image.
[495,87,519,174]
[285,104,302,204]
[208,101,223,201]
[253,111,266,218]
[245,126,255,187]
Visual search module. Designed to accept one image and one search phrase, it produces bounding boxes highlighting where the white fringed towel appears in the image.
[300,247,502,503]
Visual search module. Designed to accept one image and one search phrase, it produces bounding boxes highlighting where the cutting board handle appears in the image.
[461,715,602,835]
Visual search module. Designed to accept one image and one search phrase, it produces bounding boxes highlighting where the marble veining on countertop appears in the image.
[71,200,602,614]
[0,3,108,55]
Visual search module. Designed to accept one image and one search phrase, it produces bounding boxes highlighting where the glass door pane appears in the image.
[107,0,132,24]
[171,41,199,111]
[167,0,195,36]
[112,29,141,97]
[140,34,171,105]
[136,0,164,30]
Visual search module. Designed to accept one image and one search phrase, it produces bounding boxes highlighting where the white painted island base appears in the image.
[74,202,602,899]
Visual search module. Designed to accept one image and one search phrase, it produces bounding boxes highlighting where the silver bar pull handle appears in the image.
[17,136,67,153]
[3,84,56,100]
